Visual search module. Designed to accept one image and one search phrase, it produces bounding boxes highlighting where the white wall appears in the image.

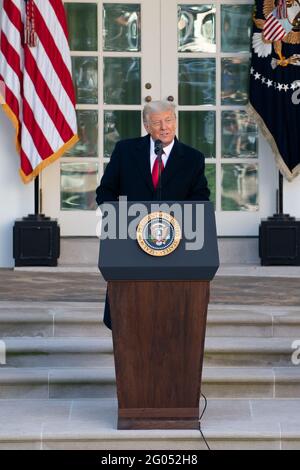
[0,113,34,267]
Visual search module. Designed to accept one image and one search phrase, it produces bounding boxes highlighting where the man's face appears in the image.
[144,110,176,147]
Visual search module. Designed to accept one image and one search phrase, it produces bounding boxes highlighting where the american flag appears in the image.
[263,12,287,42]
[0,0,78,183]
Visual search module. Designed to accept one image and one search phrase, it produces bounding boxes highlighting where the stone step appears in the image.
[205,337,296,367]
[0,302,108,338]
[207,305,300,338]
[0,366,299,400]
[1,337,113,368]
[0,302,299,338]
[0,336,297,368]
[0,397,299,450]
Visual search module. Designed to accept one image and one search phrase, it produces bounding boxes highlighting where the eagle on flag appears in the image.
[252,0,300,66]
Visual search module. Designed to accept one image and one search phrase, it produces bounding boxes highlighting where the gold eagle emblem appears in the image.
[253,0,300,67]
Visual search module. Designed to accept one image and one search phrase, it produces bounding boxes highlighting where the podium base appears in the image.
[118,407,199,430]
[118,419,198,430]
[118,408,199,429]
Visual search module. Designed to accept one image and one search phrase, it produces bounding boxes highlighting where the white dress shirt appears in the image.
[150,138,175,173]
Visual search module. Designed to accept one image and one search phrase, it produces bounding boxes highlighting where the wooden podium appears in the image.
[99,201,219,430]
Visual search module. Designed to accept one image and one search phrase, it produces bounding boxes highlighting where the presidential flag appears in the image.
[0,0,78,183]
[248,0,300,181]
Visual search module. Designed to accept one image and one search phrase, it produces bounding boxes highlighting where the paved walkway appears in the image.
[0,269,299,306]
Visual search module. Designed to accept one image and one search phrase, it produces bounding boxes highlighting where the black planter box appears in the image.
[13,214,60,267]
[259,214,300,266]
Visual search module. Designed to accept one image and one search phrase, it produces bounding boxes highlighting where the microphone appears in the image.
[154,139,163,156]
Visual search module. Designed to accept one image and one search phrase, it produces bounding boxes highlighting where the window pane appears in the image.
[221,164,258,211]
[104,57,141,105]
[61,163,98,211]
[179,111,215,157]
[65,3,98,51]
[222,111,258,158]
[221,5,252,53]
[179,58,215,105]
[221,58,250,105]
[206,163,216,208]
[104,111,141,158]
[65,111,98,158]
[178,4,216,53]
[72,57,98,104]
[103,3,141,51]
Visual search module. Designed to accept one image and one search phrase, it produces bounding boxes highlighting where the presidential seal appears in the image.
[136,212,181,257]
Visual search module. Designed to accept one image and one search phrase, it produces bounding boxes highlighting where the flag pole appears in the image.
[278,172,283,215]
[275,172,288,218]
[34,175,39,215]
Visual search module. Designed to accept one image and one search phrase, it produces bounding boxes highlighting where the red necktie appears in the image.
[152,155,165,190]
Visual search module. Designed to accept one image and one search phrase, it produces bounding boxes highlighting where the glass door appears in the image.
[42,0,160,235]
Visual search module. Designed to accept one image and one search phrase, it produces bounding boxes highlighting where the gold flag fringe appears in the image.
[246,103,300,182]
[1,99,79,184]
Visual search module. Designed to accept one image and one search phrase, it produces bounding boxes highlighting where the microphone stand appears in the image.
[273,172,290,220]
[154,139,163,202]
[157,150,163,202]
[157,152,163,233]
